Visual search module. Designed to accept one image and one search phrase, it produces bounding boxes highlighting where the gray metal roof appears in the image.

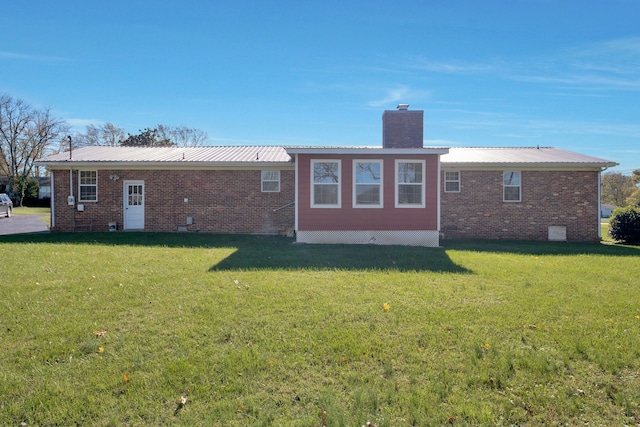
[441,147,617,168]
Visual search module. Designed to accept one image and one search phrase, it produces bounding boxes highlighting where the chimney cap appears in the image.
[397,104,409,110]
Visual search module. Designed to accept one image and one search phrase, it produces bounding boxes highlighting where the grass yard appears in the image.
[0,233,638,426]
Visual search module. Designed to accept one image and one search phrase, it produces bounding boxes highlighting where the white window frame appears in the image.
[353,159,383,208]
[503,171,521,202]
[78,170,98,202]
[261,170,281,192]
[311,159,341,208]
[444,171,460,193]
[395,160,425,208]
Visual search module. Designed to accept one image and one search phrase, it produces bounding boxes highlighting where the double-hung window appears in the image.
[311,160,341,207]
[503,171,521,202]
[353,160,382,208]
[396,160,425,207]
[261,170,280,192]
[79,170,97,202]
[444,171,460,192]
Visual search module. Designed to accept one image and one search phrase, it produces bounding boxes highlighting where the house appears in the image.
[601,204,616,218]
[35,105,617,245]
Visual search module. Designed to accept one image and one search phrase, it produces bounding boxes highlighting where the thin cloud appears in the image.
[368,85,430,107]
[66,118,105,131]
[0,50,69,62]
[405,56,497,74]
[509,37,640,91]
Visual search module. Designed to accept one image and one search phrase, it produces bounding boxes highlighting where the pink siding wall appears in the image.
[296,154,439,231]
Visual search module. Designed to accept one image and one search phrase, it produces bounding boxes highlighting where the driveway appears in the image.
[0,215,50,235]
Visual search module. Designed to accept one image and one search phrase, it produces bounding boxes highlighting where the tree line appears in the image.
[601,170,640,208]
[1,94,208,206]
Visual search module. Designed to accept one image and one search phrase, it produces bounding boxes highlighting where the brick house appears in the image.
[36,105,617,245]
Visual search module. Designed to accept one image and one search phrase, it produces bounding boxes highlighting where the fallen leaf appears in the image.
[123,373,130,383]
[93,329,107,336]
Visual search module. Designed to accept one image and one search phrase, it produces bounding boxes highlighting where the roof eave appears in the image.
[441,161,619,170]
[35,160,295,169]
[285,147,449,155]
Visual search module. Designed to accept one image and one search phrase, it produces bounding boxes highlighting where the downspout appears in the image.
[294,154,299,239]
[597,166,612,240]
[437,154,442,243]
[597,165,614,239]
[50,171,55,229]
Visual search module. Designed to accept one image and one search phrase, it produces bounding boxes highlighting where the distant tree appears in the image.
[120,127,174,147]
[625,168,640,207]
[155,124,208,146]
[0,94,67,206]
[72,122,125,148]
[601,172,634,207]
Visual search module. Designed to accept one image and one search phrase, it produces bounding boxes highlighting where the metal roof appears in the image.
[36,145,617,170]
[36,146,292,166]
[441,147,617,168]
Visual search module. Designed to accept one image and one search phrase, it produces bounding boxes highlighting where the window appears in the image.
[261,170,280,192]
[79,170,97,202]
[311,160,340,207]
[444,171,460,192]
[503,171,521,202]
[396,160,425,207]
[353,160,382,207]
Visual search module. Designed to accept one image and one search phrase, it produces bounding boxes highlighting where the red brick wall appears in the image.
[51,169,295,233]
[440,170,601,241]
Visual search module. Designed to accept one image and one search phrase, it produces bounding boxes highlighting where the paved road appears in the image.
[0,215,50,235]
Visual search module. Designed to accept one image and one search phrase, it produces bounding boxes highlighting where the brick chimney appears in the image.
[382,104,424,148]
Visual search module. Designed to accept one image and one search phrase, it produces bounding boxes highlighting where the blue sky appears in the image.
[1,1,639,173]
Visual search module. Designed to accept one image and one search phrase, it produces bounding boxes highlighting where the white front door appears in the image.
[124,181,144,230]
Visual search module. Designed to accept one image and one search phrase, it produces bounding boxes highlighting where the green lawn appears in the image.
[11,206,51,216]
[0,233,638,426]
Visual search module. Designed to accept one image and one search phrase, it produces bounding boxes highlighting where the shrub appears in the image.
[608,206,640,244]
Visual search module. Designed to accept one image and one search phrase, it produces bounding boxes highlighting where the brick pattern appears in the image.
[51,169,295,233]
[440,170,601,241]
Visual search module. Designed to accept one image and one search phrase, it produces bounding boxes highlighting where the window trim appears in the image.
[78,170,98,202]
[311,159,341,208]
[503,171,522,202]
[395,159,426,208]
[352,159,383,208]
[261,170,281,192]
[444,171,460,193]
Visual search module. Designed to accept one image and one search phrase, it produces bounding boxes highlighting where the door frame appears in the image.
[123,180,145,230]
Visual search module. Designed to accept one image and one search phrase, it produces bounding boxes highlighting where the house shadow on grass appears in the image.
[0,231,467,273]
[441,239,640,257]
[3,232,636,271]
[209,238,469,273]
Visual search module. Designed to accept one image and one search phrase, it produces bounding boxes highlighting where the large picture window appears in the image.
[444,171,460,193]
[503,171,521,202]
[353,160,382,208]
[261,170,280,192]
[396,160,425,207]
[79,170,97,202]
[311,160,341,207]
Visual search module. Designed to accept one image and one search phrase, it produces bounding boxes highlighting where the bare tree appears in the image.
[0,94,67,206]
[154,124,208,146]
[72,122,125,148]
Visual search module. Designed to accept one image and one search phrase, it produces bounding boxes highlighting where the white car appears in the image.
[0,193,13,217]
